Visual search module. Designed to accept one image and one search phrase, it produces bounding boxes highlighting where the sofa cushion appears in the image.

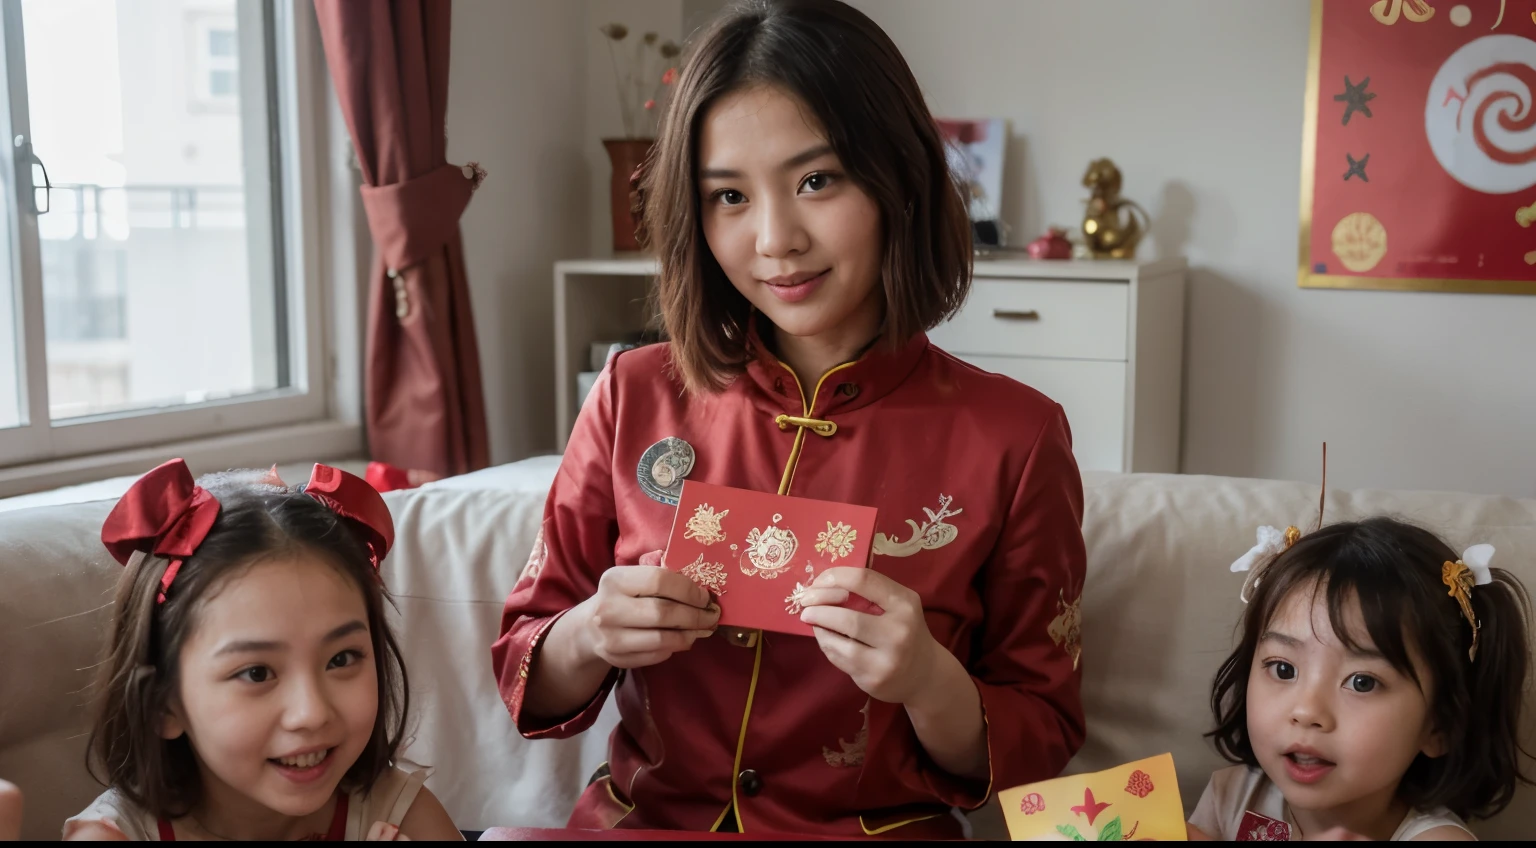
[0,499,119,841]
[380,485,613,830]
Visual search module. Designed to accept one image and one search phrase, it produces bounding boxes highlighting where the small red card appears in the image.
[1236,811,1290,842]
[663,480,879,637]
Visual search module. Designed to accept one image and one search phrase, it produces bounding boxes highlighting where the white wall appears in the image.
[846,0,1536,498]
[448,0,590,463]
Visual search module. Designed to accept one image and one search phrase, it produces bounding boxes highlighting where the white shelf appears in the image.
[554,256,658,276]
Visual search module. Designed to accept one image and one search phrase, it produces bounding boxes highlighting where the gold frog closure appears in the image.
[872,494,964,558]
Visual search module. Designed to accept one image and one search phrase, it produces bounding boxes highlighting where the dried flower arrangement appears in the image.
[599,23,681,139]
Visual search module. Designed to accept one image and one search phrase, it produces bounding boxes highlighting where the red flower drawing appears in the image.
[1019,793,1046,815]
[662,67,678,85]
[1125,769,1154,798]
[644,99,657,110]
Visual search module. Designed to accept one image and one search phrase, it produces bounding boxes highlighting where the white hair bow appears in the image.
[1231,526,1286,574]
[1230,525,1300,603]
[1460,543,1494,586]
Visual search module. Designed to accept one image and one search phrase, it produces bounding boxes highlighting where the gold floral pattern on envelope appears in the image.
[815,521,858,563]
[741,522,798,578]
[682,503,729,546]
[680,554,728,596]
[783,564,816,615]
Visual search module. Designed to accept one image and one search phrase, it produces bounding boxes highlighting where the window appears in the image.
[0,0,350,476]
[190,12,239,111]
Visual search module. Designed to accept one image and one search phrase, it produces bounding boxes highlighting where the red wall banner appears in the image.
[1299,0,1536,293]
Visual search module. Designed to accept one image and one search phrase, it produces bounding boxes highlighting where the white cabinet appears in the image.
[927,258,1187,473]
[553,257,1187,470]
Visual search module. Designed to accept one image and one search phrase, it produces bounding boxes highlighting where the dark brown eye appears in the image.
[799,172,835,193]
[1348,674,1377,693]
[327,650,363,670]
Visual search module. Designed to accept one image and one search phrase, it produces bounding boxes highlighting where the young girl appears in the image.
[1190,518,1531,841]
[492,0,1086,838]
[63,460,461,841]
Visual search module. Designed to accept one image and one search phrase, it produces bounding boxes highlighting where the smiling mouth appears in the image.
[762,270,829,287]
[271,748,333,770]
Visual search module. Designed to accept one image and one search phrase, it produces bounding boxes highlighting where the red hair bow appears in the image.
[301,463,395,569]
[102,461,395,604]
[101,459,221,603]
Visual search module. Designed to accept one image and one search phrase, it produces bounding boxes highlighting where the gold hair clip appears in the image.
[1441,544,1494,662]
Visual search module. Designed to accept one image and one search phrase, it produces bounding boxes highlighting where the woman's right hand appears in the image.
[576,556,720,669]
[523,552,719,721]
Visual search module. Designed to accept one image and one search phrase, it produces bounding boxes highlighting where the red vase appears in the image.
[604,138,654,253]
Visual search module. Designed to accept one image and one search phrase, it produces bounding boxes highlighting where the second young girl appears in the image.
[1191,517,1531,841]
[63,460,461,841]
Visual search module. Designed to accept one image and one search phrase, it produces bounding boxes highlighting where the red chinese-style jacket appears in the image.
[491,328,1086,838]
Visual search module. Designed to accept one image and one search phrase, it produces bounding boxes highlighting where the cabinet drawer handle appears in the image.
[992,309,1040,322]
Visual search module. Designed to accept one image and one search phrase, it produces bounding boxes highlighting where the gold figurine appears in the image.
[1080,158,1149,259]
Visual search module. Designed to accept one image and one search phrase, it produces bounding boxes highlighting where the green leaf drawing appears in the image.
[1056,824,1089,842]
[1098,817,1123,842]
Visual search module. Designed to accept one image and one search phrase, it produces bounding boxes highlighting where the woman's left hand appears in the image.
[796,567,943,705]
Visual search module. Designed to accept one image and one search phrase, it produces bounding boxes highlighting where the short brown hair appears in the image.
[87,472,409,818]
[637,0,972,393]
[1208,518,1533,819]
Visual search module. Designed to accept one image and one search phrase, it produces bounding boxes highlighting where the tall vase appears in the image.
[603,138,654,253]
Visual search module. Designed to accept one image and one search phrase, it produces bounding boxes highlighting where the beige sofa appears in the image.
[3,461,1534,840]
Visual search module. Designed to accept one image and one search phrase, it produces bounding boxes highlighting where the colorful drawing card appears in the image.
[662,480,878,637]
[998,753,1185,842]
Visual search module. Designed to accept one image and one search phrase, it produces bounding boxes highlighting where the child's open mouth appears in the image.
[269,747,336,783]
[1283,750,1336,784]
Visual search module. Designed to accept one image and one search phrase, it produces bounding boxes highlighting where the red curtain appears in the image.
[314,0,489,480]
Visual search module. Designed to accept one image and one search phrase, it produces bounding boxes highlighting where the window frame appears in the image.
[0,0,364,496]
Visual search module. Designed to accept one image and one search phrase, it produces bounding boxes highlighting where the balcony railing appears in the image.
[40,183,246,343]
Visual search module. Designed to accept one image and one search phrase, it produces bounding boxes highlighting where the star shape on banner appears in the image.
[1334,76,1375,125]
[1344,152,1370,182]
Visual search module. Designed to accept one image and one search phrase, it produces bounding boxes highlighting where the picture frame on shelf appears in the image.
[937,117,1009,247]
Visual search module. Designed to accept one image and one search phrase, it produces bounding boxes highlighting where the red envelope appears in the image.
[663,480,879,637]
